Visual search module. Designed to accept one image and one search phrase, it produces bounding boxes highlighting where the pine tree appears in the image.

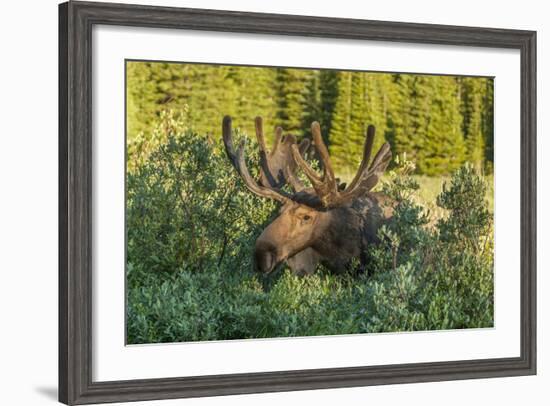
[329,72,395,172]
[460,77,487,171]
[363,73,396,154]
[482,78,494,172]
[391,74,428,166]
[301,71,322,142]
[225,65,278,139]
[126,61,167,142]
[318,70,339,145]
[424,76,466,174]
[392,75,466,175]
[275,68,310,136]
[329,71,353,170]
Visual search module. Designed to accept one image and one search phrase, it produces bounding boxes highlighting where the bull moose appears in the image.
[222,116,393,276]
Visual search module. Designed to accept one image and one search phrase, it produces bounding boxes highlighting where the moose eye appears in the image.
[302,214,312,221]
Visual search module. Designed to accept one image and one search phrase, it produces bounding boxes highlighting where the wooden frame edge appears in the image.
[59,1,537,404]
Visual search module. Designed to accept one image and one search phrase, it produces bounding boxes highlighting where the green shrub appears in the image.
[363,156,493,332]
[437,164,492,252]
[126,112,275,278]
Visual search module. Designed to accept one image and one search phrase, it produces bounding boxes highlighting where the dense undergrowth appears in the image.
[126,114,494,344]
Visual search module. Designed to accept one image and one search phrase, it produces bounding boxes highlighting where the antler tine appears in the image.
[298,138,311,156]
[222,115,237,164]
[222,116,292,204]
[311,122,338,192]
[272,126,284,154]
[346,125,375,192]
[254,116,268,151]
[284,165,305,192]
[234,143,293,204]
[339,141,392,202]
[289,122,341,207]
[290,144,323,185]
[287,138,311,193]
[255,116,279,187]
[368,142,392,171]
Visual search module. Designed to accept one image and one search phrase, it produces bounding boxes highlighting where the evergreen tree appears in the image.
[391,74,430,166]
[226,65,278,139]
[363,73,397,154]
[392,75,466,175]
[460,77,487,171]
[318,70,339,145]
[301,71,322,142]
[274,68,310,136]
[330,72,398,172]
[126,61,168,141]
[329,71,353,170]
[425,76,466,174]
[482,78,494,172]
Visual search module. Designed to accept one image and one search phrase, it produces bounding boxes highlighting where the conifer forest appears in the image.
[127,61,494,176]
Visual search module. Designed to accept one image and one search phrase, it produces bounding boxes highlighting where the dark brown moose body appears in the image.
[222,116,393,276]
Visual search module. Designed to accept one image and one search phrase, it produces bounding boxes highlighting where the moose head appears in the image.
[222,116,392,275]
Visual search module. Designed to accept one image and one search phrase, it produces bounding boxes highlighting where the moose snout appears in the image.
[254,241,279,274]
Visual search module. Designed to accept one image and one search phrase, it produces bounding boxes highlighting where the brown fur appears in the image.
[254,190,393,274]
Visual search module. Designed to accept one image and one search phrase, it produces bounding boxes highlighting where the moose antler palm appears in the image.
[253,116,310,191]
[222,116,309,204]
[222,115,394,276]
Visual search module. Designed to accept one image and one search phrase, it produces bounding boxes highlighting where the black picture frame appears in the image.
[59,1,537,404]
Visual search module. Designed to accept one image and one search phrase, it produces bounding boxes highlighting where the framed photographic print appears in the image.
[59,1,536,404]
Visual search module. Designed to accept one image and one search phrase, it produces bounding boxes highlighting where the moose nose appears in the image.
[255,250,273,273]
[254,241,278,274]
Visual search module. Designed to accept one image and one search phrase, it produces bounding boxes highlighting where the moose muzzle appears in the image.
[254,241,280,274]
